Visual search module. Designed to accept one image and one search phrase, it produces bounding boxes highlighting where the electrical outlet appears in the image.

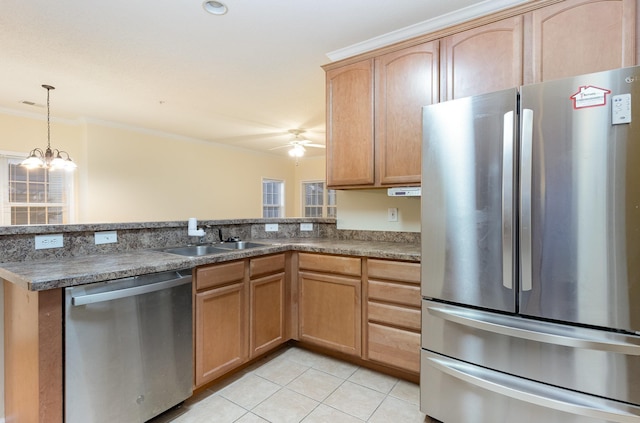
[265,223,279,232]
[388,207,398,222]
[35,234,63,250]
[95,231,118,245]
[300,223,313,231]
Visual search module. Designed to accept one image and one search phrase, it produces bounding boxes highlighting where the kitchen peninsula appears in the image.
[0,218,420,423]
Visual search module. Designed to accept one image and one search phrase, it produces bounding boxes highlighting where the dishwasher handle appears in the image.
[72,274,192,306]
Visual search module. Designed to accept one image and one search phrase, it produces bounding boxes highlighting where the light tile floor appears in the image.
[152,346,431,423]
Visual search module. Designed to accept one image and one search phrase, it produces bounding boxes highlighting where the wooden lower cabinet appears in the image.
[195,254,287,387]
[368,323,421,373]
[194,253,422,388]
[298,253,362,356]
[194,261,248,387]
[365,259,421,373]
[250,254,287,358]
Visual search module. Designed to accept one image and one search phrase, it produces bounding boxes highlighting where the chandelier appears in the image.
[21,85,77,170]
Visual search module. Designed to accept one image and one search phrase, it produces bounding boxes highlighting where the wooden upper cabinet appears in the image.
[526,0,636,83]
[326,60,375,187]
[375,41,439,185]
[441,16,524,100]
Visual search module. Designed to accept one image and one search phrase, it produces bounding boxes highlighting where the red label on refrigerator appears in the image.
[570,85,611,109]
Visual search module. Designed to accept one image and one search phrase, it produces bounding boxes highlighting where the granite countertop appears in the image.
[0,238,420,291]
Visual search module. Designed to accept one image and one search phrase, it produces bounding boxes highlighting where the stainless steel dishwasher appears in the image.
[65,269,193,423]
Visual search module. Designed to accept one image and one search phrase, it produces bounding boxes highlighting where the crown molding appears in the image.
[326,0,531,62]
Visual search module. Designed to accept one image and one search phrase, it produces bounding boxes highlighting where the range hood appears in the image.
[387,187,421,197]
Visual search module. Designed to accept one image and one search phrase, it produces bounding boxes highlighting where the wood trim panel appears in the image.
[440,15,524,100]
[368,280,421,308]
[298,252,362,277]
[250,253,286,278]
[367,259,420,283]
[526,0,637,83]
[367,322,420,373]
[368,301,421,331]
[4,281,63,423]
[195,260,245,291]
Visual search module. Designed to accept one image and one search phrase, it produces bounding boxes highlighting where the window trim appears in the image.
[301,180,336,218]
[262,178,285,218]
[0,151,75,225]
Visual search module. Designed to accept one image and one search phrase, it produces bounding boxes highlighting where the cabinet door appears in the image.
[368,323,421,373]
[195,282,247,387]
[250,272,286,358]
[326,59,375,187]
[376,41,439,185]
[441,17,523,100]
[299,271,362,356]
[526,0,636,83]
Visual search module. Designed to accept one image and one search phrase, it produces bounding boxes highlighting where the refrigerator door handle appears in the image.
[424,352,640,423]
[502,111,514,290]
[427,304,640,355]
[520,108,534,291]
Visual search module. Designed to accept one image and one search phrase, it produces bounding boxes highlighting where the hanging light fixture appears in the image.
[288,144,305,157]
[21,84,77,171]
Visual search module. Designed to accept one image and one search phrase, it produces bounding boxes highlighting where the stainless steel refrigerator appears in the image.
[421,66,640,422]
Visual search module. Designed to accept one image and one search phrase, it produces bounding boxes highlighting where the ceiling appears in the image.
[0,0,526,157]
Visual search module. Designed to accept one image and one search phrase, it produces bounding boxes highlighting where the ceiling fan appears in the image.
[270,129,326,158]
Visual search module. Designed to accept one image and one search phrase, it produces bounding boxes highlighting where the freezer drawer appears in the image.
[421,350,640,423]
[422,300,640,406]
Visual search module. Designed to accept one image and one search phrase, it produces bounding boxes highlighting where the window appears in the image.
[302,181,336,218]
[262,178,284,218]
[0,154,75,225]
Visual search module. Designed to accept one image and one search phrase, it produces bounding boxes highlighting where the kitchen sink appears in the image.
[158,241,269,257]
[160,245,228,257]
[215,241,268,250]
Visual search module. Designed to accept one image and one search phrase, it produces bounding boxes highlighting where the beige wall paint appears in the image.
[293,155,326,216]
[81,122,301,222]
[0,110,420,232]
[0,111,84,155]
[336,189,421,232]
[0,110,326,223]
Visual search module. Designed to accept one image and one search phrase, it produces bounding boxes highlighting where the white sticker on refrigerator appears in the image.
[612,94,632,124]
[570,85,611,109]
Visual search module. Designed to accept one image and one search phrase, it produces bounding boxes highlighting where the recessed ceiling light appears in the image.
[202,1,228,15]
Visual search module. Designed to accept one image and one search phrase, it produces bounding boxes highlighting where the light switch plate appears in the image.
[300,223,313,231]
[388,207,398,222]
[35,234,63,250]
[95,231,118,245]
[265,223,279,232]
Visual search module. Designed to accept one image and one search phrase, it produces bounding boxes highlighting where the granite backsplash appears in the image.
[0,218,420,263]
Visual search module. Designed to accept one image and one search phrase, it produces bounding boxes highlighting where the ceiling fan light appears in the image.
[289,145,305,157]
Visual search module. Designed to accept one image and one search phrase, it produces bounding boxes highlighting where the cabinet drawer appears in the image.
[368,280,421,307]
[250,253,285,278]
[298,253,361,277]
[367,259,420,283]
[368,301,420,331]
[368,322,420,373]
[196,260,246,291]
